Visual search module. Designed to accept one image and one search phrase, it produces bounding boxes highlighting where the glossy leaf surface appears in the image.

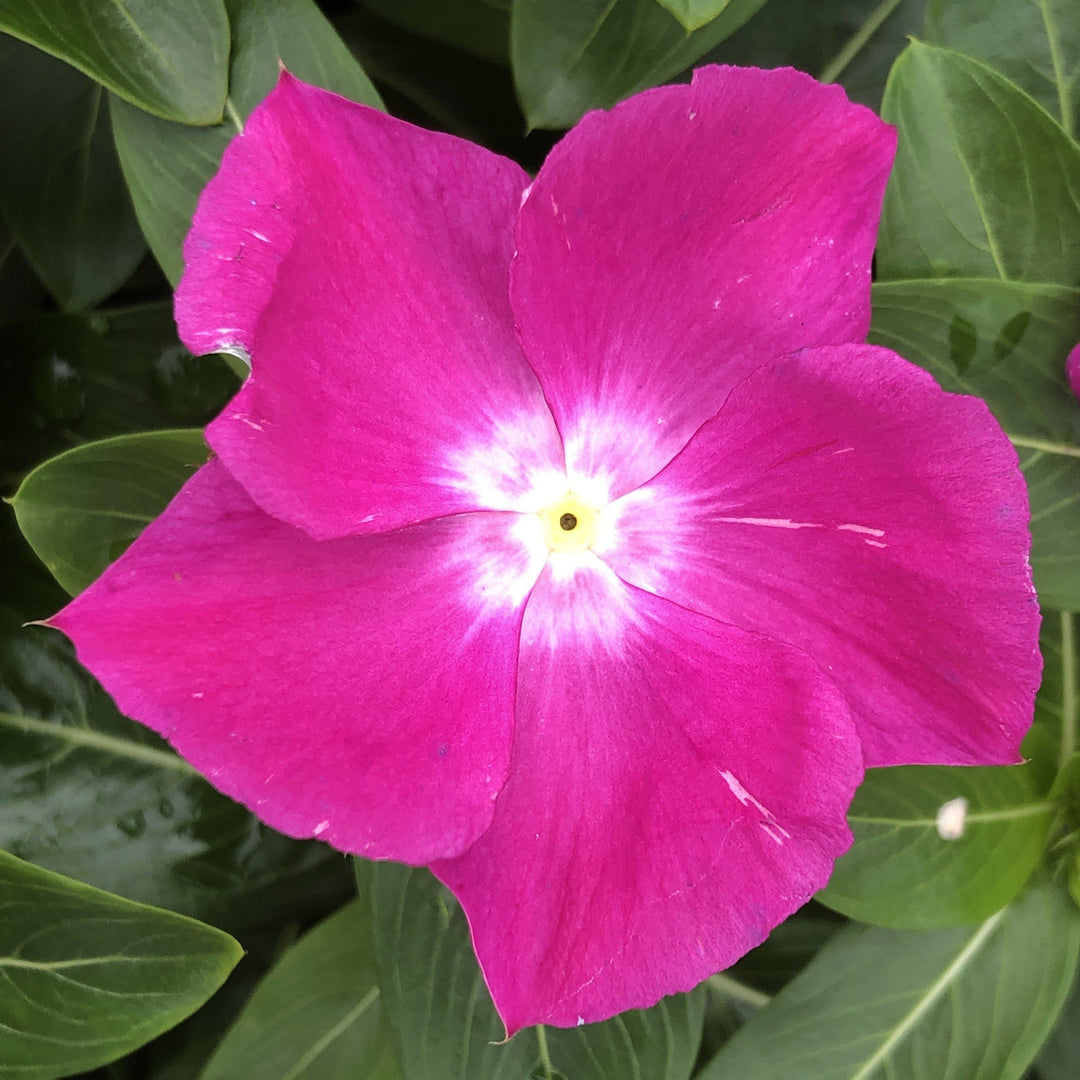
[0,849,241,1079]
[0,0,230,123]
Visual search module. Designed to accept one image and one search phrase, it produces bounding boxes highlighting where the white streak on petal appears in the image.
[718,768,791,843]
[714,516,826,530]
[837,523,885,537]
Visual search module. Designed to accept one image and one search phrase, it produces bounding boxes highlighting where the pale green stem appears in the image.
[707,972,771,1009]
[225,97,244,133]
[819,0,904,85]
[1062,611,1077,769]
[536,1024,554,1078]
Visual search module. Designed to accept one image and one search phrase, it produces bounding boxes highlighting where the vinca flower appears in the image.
[1069,343,1080,398]
[52,66,1040,1034]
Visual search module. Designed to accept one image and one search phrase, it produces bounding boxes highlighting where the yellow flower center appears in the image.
[538,493,601,553]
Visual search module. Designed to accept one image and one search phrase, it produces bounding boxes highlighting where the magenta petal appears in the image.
[1068,343,1080,399]
[602,344,1040,768]
[176,74,563,539]
[510,65,896,498]
[435,560,861,1034]
[50,460,548,863]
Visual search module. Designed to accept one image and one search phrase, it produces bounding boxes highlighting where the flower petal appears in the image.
[176,73,564,539]
[435,558,861,1033]
[510,64,896,500]
[600,344,1040,768]
[50,460,547,863]
[1068,343,1080,400]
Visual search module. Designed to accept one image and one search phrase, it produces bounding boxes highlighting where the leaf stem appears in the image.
[819,0,904,85]
[1061,611,1077,769]
[0,710,200,776]
[536,1023,554,1078]
[1008,435,1080,459]
[707,972,771,1009]
[224,97,244,134]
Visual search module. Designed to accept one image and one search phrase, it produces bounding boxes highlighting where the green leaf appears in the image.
[200,901,400,1080]
[704,0,925,110]
[354,0,510,65]
[11,428,208,594]
[1039,973,1080,1080]
[654,0,735,33]
[877,41,1080,284]
[729,909,843,996]
[0,625,354,933]
[363,860,704,1080]
[511,0,770,130]
[925,0,1080,139]
[0,849,241,1080]
[818,764,1052,927]
[869,278,1080,608]
[697,880,1080,1080]
[0,0,229,124]
[110,0,382,284]
[0,36,144,311]
[1034,611,1078,775]
[0,304,237,484]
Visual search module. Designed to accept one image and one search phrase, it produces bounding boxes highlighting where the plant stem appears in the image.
[819,0,905,85]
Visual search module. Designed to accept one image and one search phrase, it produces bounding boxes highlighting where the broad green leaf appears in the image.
[355,0,510,65]
[705,0,925,110]
[511,0,769,130]
[0,849,241,1080]
[200,901,399,1080]
[364,860,704,1080]
[877,41,1080,284]
[0,625,354,933]
[869,278,1080,608]
[0,0,229,124]
[0,303,237,484]
[729,909,843,995]
[697,880,1080,1080]
[11,428,208,594]
[0,36,144,311]
[111,0,382,284]
[925,0,1080,139]
[1040,975,1080,1080]
[654,0,734,33]
[818,764,1052,927]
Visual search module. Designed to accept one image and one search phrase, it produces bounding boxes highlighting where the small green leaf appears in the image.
[110,0,382,284]
[0,36,144,311]
[0,849,241,1080]
[697,880,1080,1080]
[0,0,230,124]
[878,41,1080,284]
[363,860,704,1080]
[200,901,399,1080]
[925,0,1080,139]
[355,0,510,65]
[511,0,769,130]
[869,278,1080,609]
[11,428,208,595]
[654,0,735,33]
[818,764,1052,927]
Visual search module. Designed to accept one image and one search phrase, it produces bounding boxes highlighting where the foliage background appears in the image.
[1,0,1079,1078]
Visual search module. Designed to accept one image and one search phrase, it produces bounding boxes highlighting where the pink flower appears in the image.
[51,67,1040,1033]
[1069,343,1080,399]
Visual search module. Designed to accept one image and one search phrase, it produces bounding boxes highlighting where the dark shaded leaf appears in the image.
[354,0,510,65]
[0,849,241,1080]
[200,902,399,1080]
[0,36,144,311]
[0,0,229,123]
[511,0,769,129]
